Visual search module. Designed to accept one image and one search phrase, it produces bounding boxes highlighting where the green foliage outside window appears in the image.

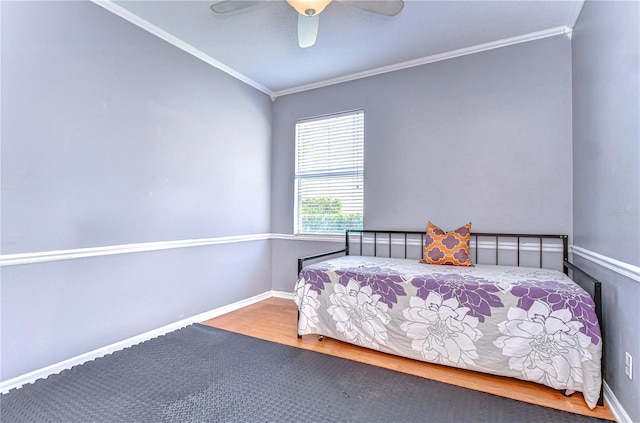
[300,197,363,234]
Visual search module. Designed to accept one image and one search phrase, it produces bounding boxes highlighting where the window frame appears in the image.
[293,109,365,236]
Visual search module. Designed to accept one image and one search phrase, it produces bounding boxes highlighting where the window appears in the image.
[294,110,364,235]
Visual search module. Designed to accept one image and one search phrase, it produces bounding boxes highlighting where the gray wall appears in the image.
[4,4,635,420]
[1,1,272,380]
[272,35,573,291]
[572,0,640,420]
[1,242,272,379]
[271,237,345,292]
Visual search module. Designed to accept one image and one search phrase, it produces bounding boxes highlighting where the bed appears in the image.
[294,229,604,409]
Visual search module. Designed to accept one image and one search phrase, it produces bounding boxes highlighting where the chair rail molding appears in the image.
[3,233,581,267]
[571,245,640,284]
[0,233,273,267]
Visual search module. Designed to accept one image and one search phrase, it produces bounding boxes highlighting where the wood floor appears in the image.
[202,297,614,421]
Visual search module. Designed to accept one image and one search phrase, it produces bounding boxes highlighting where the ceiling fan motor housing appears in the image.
[286,0,331,16]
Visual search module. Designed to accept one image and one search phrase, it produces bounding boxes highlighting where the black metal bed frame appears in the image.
[297,229,605,406]
[298,230,570,273]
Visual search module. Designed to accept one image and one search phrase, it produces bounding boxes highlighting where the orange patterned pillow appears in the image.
[420,221,472,266]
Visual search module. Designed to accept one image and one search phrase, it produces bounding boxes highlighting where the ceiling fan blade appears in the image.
[336,0,404,16]
[298,14,320,48]
[210,1,262,14]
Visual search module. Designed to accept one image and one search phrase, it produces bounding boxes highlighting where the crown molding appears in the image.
[90,0,274,98]
[272,26,572,98]
[88,1,572,100]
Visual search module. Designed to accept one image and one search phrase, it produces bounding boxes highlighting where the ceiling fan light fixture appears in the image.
[286,0,331,16]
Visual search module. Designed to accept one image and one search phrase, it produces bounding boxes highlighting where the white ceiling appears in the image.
[103,0,584,97]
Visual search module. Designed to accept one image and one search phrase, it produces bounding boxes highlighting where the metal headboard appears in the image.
[298,230,568,274]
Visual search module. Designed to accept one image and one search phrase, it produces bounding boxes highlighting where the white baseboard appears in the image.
[604,381,632,423]
[271,290,294,300]
[0,290,277,394]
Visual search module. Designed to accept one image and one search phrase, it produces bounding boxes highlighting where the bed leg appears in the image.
[598,387,604,407]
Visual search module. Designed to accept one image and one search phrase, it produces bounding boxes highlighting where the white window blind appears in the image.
[294,110,364,235]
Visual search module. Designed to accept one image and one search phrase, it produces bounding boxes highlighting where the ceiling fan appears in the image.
[210,0,404,48]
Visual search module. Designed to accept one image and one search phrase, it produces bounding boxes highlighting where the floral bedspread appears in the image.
[293,256,602,409]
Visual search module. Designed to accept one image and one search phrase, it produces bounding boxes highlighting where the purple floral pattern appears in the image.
[411,273,503,323]
[293,257,602,409]
[511,280,601,345]
[335,267,407,308]
[299,266,333,294]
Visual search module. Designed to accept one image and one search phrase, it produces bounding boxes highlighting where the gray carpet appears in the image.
[1,324,608,423]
